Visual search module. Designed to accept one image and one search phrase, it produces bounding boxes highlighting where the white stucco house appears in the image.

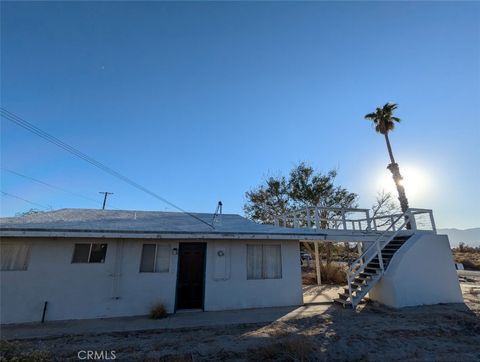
[0,209,326,324]
[0,206,463,324]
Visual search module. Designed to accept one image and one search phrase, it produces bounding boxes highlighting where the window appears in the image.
[247,244,282,279]
[72,243,107,263]
[1,243,30,271]
[139,244,170,273]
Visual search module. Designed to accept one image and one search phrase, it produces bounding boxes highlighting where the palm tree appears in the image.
[365,103,409,213]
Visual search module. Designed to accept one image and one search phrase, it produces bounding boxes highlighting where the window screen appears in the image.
[1,243,30,271]
[72,243,107,263]
[140,244,170,273]
[247,244,282,279]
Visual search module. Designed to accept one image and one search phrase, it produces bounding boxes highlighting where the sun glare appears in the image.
[377,166,431,201]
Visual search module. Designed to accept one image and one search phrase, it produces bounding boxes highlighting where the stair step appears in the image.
[354,276,371,283]
[382,248,399,253]
[384,244,401,248]
[334,298,353,308]
[342,235,411,310]
[344,286,362,294]
[360,271,378,277]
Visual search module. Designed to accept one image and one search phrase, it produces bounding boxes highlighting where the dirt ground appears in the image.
[2,276,480,362]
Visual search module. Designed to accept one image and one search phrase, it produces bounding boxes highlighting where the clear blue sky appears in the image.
[1,1,479,229]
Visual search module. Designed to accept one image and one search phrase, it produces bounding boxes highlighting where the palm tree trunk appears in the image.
[384,134,396,164]
[384,133,409,212]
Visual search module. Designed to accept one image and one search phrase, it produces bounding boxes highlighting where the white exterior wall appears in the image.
[204,240,303,311]
[0,238,179,324]
[369,233,463,308]
[1,238,302,324]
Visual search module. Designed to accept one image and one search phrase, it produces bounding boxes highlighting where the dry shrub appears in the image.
[301,267,317,285]
[452,244,480,271]
[302,263,347,285]
[250,335,314,361]
[150,303,168,319]
[454,253,480,271]
[320,263,347,285]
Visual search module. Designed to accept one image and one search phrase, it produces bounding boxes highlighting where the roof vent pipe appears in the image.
[212,201,223,225]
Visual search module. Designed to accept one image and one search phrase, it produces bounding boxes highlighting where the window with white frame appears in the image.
[247,244,282,279]
[1,243,30,271]
[72,243,108,263]
[139,244,170,273]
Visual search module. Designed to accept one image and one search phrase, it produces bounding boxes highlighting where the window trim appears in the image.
[71,243,107,264]
[139,243,170,273]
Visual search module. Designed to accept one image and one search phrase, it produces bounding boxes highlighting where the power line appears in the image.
[0,108,214,229]
[1,190,51,210]
[1,167,100,205]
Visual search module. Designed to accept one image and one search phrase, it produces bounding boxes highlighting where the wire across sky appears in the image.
[0,107,214,229]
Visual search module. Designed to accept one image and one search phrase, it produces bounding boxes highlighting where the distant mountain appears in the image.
[437,228,480,248]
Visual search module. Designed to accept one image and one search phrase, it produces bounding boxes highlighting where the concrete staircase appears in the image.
[335,234,411,309]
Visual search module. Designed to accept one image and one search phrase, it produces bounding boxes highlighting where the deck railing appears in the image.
[274,206,436,234]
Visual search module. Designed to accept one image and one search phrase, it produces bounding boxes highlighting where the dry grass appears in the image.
[454,252,480,271]
[150,303,168,319]
[249,335,314,361]
[302,263,347,285]
[0,340,52,362]
[452,244,480,271]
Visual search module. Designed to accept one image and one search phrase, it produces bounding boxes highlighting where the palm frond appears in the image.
[364,102,401,134]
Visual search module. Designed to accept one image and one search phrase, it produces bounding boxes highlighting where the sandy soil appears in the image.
[2,277,480,362]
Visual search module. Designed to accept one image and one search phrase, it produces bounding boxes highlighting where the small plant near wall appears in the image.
[149,303,167,319]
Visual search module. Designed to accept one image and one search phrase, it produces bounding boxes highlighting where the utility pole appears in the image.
[99,192,113,210]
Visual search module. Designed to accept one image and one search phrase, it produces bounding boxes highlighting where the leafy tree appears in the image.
[245,163,358,267]
[364,103,409,213]
[244,162,358,225]
[243,176,290,225]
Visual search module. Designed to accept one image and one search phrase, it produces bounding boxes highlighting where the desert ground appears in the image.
[1,274,479,362]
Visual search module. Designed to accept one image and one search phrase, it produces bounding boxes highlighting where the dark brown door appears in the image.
[176,243,206,310]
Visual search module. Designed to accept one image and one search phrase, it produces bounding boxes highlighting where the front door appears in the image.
[176,243,206,310]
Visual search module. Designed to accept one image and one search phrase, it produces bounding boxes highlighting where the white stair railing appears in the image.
[274,206,436,234]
